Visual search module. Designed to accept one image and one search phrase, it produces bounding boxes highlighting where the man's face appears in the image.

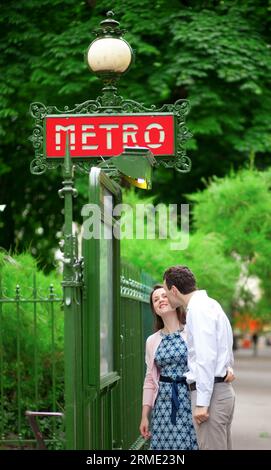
[163,280,182,309]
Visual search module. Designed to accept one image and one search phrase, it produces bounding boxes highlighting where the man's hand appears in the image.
[194,406,209,425]
[224,367,235,383]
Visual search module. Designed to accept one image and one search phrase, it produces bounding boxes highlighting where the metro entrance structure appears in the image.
[29,11,191,449]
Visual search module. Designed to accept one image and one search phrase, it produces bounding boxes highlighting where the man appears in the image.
[163,265,235,450]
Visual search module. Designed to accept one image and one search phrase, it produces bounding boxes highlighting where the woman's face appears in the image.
[152,287,175,317]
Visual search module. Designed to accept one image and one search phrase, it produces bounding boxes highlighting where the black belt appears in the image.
[188,375,227,392]
[160,375,187,384]
[159,376,187,425]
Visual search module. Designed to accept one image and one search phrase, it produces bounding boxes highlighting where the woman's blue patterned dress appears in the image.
[150,330,198,450]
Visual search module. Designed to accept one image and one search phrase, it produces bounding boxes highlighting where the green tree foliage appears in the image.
[122,167,271,321]
[189,168,271,319]
[1,0,271,269]
[121,189,239,313]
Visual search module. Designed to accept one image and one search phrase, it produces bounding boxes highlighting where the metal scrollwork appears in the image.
[175,151,192,173]
[29,125,43,150]
[30,156,47,175]
[29,102,47,120]
[120,275,152,303]
[30,88,192,175]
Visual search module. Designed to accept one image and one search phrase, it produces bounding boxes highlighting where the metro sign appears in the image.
[45,114,176,159]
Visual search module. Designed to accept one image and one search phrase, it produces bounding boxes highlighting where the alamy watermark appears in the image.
[81,197,189,251]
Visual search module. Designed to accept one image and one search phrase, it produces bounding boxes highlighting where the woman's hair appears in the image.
[150,283,186,332]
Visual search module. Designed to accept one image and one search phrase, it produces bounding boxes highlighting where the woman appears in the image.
[139,284,234,450]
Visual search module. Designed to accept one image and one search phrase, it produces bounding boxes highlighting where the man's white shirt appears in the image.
[184,290,234,407]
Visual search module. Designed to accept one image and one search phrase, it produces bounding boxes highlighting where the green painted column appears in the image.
[59,145,84,449]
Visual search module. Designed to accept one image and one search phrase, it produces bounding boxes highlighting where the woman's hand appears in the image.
[139,417,151,439]
[224,367,235,383]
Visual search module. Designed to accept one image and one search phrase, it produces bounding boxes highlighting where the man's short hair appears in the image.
[163,265,196,294]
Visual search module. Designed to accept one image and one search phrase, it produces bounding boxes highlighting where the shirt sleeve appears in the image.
[187,304,217,407]
[228,320,234,368]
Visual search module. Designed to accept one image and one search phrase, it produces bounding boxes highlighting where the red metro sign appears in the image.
[45,114,176,159]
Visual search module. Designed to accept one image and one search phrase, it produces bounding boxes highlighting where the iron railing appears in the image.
[0,275,63,449]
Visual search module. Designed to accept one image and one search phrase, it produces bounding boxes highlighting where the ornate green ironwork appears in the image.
[29,91,192,176]
[93,10,126,39]
[58,141,85,449]
[120,275,152,303]
[29,10,192,178]
[58,140,82,289]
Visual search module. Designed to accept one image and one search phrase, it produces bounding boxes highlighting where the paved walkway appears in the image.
[232,345,271,450]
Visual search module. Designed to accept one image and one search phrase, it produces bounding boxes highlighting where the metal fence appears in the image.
[119,263,153,449]
[0,265,155,449]
[0,275,63,449]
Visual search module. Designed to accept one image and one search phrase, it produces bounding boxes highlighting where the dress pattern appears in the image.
[150,331,198,450]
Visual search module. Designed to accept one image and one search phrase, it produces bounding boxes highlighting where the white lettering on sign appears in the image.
[144,123,165,149]
[82,125,98,150]
[123,124,138,144]
[99,124,119,150]
[55,125,75,150]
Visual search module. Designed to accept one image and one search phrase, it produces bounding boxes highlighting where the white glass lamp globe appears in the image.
[87,37,133,74]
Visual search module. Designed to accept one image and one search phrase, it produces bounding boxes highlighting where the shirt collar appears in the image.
[186,290,207,312]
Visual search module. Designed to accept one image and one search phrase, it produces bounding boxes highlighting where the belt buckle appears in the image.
[188,382,196,392]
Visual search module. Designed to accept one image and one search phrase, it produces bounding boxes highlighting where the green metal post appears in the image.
[15,285,22,444]
[49,283,56,441]
[58,141,83,449]
[33,274,38,408]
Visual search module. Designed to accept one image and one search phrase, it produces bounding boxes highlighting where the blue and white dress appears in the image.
[150,330,198,450]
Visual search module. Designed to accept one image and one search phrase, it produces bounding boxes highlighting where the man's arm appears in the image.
[187,304,217,408]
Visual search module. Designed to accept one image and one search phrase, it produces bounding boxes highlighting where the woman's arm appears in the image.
[139,405,152,439]
[140,338,155,439]
[142,337,156,406]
